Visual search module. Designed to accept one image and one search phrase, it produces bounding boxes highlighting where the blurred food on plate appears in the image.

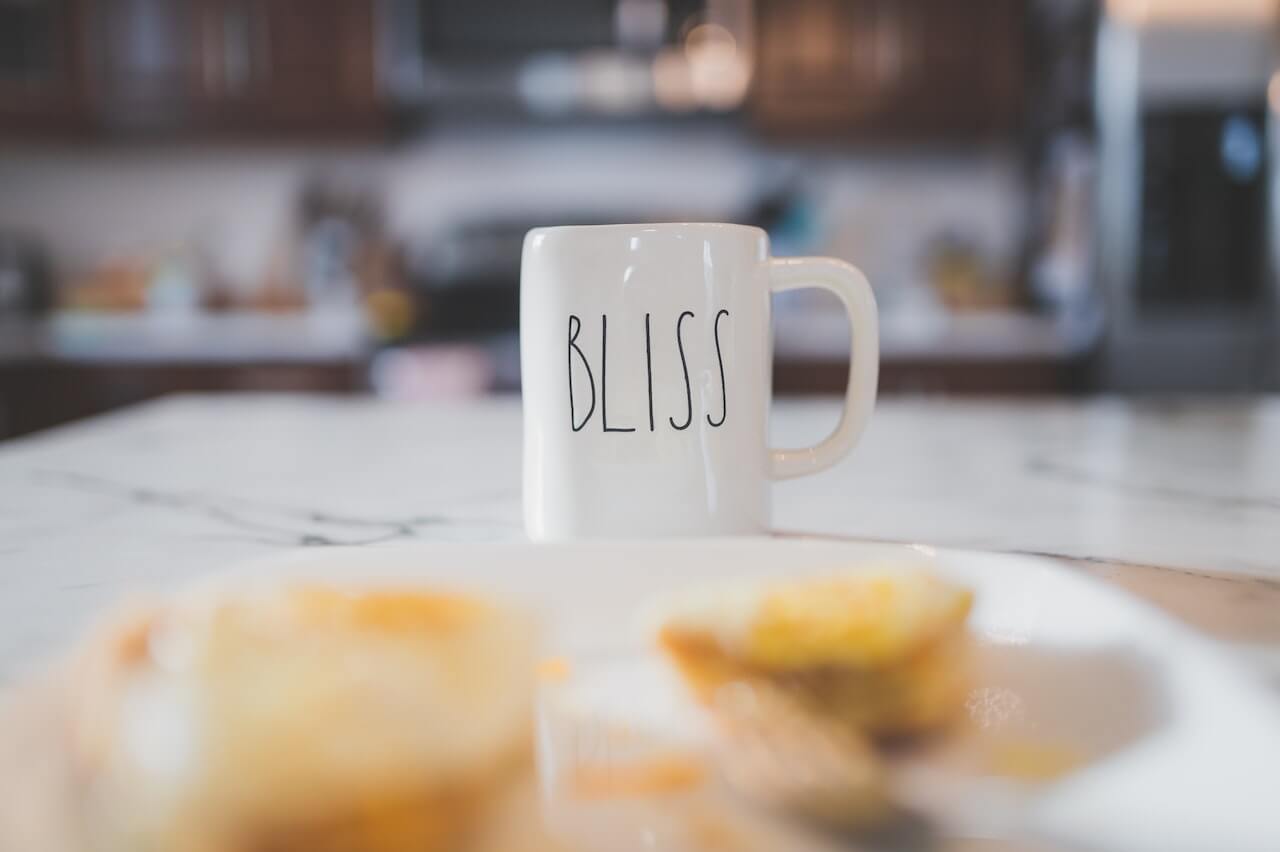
[1,582,551,852]
[657,569,974,737]
[652,569,973,827]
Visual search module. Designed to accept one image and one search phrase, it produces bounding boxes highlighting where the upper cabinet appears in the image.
[0,0,384,139]
[0,0,93,134]
[751,0,1025,139]
[91,0,198,130]
[1,0,1026,142]
[191,0,381,135]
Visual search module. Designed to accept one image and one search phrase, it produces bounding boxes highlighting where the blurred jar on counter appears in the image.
[0,234,54,316]
[261,175,412,340]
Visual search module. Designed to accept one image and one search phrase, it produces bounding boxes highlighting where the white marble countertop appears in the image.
[1,393,1278,685]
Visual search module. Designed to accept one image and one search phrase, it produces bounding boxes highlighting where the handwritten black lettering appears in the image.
[669,310,695,431]
[568,314,595,431]
[644,312,655,432]
[601,313,635,433]
[707,309,729,427]
[566,309,732,435]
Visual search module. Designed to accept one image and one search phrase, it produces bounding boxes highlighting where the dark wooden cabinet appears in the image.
[192,0,382,135]
[751,0,1025,139]
[0,0,93,134]
[90,0,200,130]
[0,0,384,139]
[5,0,1028,141]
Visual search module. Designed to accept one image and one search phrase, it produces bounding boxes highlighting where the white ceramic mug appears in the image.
[521,223,878,540]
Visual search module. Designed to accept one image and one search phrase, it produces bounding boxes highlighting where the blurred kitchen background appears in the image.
[0,0,1276,438]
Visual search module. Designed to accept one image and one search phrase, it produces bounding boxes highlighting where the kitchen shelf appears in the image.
[0,311,374,439]
[0,311,371,365]
[775,307,1097,363]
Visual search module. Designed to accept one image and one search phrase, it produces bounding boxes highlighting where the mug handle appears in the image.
[768,257,879,480]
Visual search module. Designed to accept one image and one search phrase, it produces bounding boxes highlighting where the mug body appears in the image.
[521,223,772,539]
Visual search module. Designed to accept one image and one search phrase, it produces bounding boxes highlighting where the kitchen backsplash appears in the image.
[0,126,1023,308]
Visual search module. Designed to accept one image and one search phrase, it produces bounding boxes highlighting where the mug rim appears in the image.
[525,222,767,239]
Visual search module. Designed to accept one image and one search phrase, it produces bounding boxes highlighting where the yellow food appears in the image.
[657,569,974,738]
[749,573,972,669]
[568,754,708,799]
[69,583,537,852]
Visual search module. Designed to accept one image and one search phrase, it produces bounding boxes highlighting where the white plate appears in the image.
[231,538,1280,852]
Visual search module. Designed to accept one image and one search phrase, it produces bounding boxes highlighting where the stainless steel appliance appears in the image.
[1095,0,1278,390]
